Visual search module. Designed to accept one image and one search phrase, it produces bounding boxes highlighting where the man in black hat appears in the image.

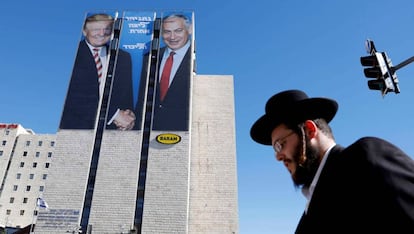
[250,89,414,233]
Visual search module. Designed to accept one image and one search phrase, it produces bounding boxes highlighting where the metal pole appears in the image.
[392,56,414,72]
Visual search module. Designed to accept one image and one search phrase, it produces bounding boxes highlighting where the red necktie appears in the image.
[160,51,175,101]
[93,48,103,80]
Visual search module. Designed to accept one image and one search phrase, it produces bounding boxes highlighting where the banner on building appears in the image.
[59,11,195,132]
[151,11,194,131]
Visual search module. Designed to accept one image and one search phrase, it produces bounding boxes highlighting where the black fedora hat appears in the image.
[250,90,338,145]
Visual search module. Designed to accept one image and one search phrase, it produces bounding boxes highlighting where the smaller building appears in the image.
[0,123,55,230]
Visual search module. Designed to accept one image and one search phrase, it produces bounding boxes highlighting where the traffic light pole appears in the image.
[392,55,414,72]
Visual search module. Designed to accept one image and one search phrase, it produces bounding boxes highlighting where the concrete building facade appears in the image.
[33,75,238,234]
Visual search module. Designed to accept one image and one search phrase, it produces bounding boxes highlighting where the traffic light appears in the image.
[360,52,392,94]
[360,40,400,96]
[360,52,387,79]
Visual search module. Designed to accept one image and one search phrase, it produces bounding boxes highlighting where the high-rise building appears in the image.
[0,124,56,231]
[30,10,238,234]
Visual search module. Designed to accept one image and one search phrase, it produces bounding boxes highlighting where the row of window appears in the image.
[1,140,55,147]
[11,184,45,192]
[14,173,48,180]
[5,209,27,216]
[0,151,53,158]
[24,140,55,147]
[18,162,50,168]
[16,173,47,180]
[9,197,31,204]
[23,151,53,158]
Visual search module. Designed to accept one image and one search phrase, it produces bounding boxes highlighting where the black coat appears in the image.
[295,137,414,234]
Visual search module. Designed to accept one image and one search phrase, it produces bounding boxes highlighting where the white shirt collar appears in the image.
[302,144,336,213]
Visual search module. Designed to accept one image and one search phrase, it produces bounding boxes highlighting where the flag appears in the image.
[37,197,49,209]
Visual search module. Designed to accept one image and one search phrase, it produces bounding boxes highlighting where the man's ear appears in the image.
[304,120,317,138]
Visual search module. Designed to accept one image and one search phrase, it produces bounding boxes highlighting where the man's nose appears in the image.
[169,32,177,39]
[275,152,284,161]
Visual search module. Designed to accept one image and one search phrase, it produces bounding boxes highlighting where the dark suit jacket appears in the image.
[59,40,133,130]
[135,45,192,131]
[295,137,414,234]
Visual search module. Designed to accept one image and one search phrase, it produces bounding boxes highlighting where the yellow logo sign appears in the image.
[156,133,181,144]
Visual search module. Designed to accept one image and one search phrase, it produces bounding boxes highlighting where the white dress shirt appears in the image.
[159,40,190,86]
[302,144,336,214]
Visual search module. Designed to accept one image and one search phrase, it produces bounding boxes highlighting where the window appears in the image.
[39,186,44,192]
[45,163,50,168]
[50,141,55,147]
[42,174,47,180]
[16,173,21,179]
[0,150,3,156]
[20,210,25,216]
[29,174,34,179]
[2,141,6,146]
[23,151,28,156]
[25,141,30,146]
[23,197,28,203]
[36,152,40,157]
[6,210,11,215]
[38,141,43,146]
[26,186,31,191]
[9,197,15,203]
[32,162,37,168]
[13,185,18,191]
[5,130,10,135]
[47,152,52,158]
[20,162,24,168]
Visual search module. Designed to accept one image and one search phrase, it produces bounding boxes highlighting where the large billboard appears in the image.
[59,11,194,132]
[150,11,194,131]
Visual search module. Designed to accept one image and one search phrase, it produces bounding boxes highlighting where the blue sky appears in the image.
[2,1,414,233]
